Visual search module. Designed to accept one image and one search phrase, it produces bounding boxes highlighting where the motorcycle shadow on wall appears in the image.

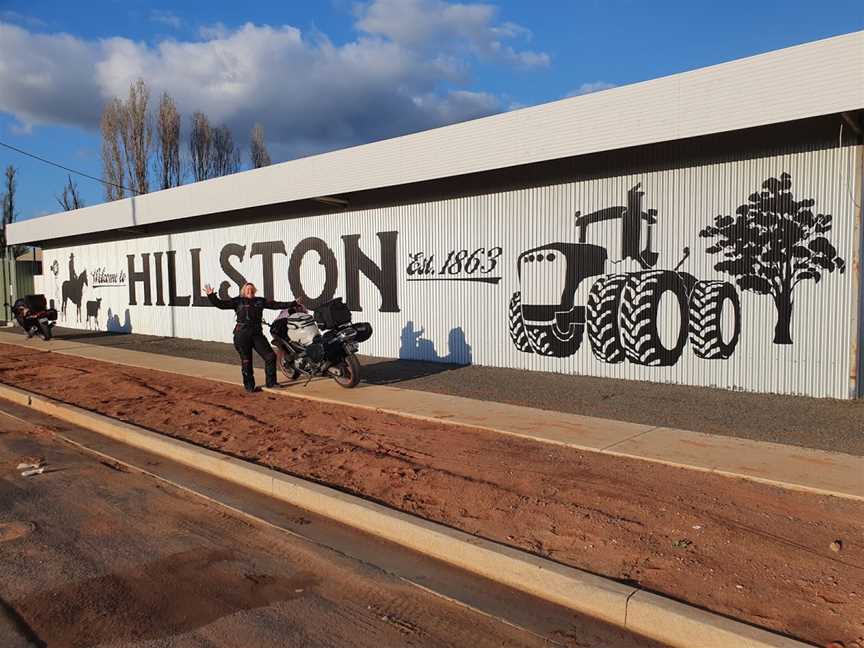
[52,308,134,341]
[105,308,133,334]
[362,321,473,386]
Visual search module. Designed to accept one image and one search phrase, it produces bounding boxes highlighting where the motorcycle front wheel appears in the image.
[274,345,300,380]
[37,321,52,341]
[334,354,360,388]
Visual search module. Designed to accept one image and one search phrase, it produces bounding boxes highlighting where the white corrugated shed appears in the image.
[37,143,864,398]
[8,30,864,247]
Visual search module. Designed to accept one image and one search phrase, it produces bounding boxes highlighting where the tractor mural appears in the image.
[508,184,741,366]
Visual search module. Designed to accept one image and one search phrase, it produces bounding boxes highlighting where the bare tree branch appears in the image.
[189,111,212,183]
[250,123,271,169]
[100,98,126,201]
[211,125,241,177]
[1,165,16,250]
[118,78,152,195]
[154,92,182,190]
[56,174,85,211]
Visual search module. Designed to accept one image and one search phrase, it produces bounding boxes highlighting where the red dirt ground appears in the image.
[0,343,861,646]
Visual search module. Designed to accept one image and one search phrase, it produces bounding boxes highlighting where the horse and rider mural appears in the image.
[61,253,88,322]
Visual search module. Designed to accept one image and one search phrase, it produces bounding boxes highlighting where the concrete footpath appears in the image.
[1,330,861,501]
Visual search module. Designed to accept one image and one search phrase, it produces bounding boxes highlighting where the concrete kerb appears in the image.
[0,381,810,648]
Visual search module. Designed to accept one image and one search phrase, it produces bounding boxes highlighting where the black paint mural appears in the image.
[61,253,88,322]
[700,172,845,345]
[509,184,742,366]
[85,298,102,330]
[406,246,503,284]
[343,232,400,311]
[126,232,400,312]
[50,173,846,376]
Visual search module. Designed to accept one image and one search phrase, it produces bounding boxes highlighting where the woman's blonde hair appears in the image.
[241,282,257,296]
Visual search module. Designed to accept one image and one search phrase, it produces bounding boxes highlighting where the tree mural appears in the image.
[700,172,845,345]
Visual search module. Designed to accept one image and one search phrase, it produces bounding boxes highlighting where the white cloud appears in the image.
[0,10,46,29]
[0,23,105,131]
[355,0,549,68]
[149,10,183,30]
[567,81,616,97]
[198,22,231,40]
[0,1,548,158]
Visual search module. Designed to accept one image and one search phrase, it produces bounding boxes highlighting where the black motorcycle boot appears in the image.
[262,348,279,388]
[239,356,257,392]
[242,370,257,393]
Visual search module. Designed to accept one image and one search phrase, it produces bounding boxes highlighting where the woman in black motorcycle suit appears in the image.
[204,282,300,393]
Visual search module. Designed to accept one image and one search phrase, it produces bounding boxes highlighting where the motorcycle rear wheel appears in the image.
[334,354,360,388]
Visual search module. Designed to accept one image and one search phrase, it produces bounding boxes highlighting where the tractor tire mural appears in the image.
[586,273,627,363]
[620,270,689,366]
[689,280,741,359]
[509,290,584,357]
[508,292,533,353]
[525,322,584,357]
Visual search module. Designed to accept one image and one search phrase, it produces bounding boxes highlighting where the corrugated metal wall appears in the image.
[0,255,36,322]
[43,143,862,398]
[855,143,864,398]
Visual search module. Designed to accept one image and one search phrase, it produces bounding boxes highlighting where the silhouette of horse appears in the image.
[61,269,88,322]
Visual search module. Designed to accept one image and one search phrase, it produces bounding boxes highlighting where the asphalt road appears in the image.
[0,400,663,648]
[36,326,864,455]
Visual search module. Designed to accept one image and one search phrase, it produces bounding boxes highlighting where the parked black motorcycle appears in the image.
[269,298,372,388]
[10,294,58,340]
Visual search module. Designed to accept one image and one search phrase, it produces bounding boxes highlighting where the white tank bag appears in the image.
[283,312,320,346]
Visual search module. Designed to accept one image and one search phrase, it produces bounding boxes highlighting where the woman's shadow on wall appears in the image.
[362,321,472,386]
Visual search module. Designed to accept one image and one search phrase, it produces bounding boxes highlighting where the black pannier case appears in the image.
[24,294,47,311]
[314,298,352,329]
[353,322,373,343]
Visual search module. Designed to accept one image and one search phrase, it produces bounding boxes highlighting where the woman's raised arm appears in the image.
[203,284,235,310]
[264,298,300,311]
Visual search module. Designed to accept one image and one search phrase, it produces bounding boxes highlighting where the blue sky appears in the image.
[1,0,862,221]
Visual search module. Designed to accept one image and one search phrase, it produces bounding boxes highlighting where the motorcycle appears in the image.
[10,294,58,341]
[269,297,372,388]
